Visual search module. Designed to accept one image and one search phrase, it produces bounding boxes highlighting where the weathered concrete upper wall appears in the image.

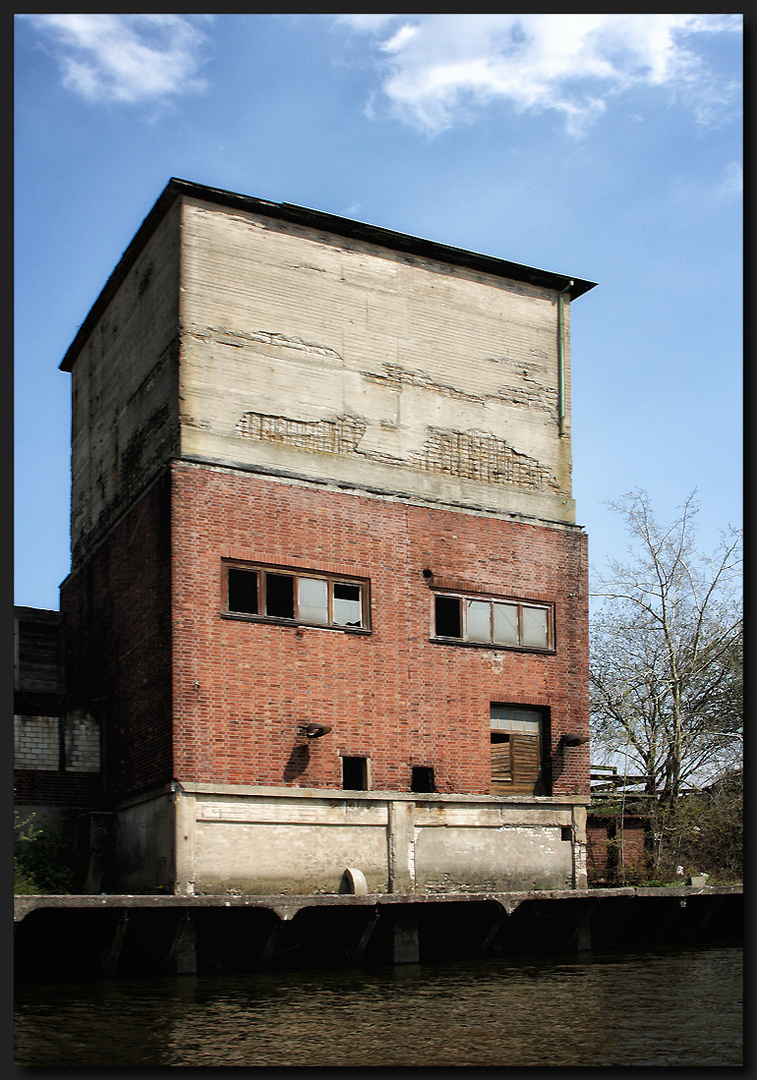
[69,202,181,563]
[178,198,575,524]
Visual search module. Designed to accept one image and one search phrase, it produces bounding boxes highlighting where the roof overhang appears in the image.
[60,177,597,372]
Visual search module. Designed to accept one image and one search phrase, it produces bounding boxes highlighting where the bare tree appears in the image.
[590,491,742,802]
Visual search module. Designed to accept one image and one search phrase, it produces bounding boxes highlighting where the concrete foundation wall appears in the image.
[123,785,588,896]
[115,790,175,893]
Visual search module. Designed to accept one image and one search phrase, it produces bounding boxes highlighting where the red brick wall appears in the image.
[60,473,174,802]
[587,816,649,884]
[13,769,102,808]
[170,462,590,797]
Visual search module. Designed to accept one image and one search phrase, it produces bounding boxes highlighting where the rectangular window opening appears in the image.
[225,564,368,632]
[342,756,369,791]
[333,582,363,627]
[298,576,329,625]
[522,605,549,649]
[228,568,259,615]
[433,591,553,651]
[266,573,295,619]
[411,766,436,793]
[467,599,491,643]
[435,595,462,638]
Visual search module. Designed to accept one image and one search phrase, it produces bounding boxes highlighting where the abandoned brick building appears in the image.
[17,178,596,895]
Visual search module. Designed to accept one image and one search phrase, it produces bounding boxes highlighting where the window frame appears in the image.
[431,590,555,652]
[223,562,371,633]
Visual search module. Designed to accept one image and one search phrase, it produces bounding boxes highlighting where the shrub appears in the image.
[14,812,75,894]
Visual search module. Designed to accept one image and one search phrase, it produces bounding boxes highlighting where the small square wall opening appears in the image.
[411,766,436,793]
[342,756,368,791]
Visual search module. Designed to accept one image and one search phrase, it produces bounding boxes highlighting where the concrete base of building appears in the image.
[109,782,590,897]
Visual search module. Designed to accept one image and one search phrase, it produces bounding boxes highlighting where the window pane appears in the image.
[435,596,462,638]
[265,573,295,619]
[298,577,329,624]
[228,568,258,614]
[333,581,363,627]
[522,606,549,648]
[493,602,519,645]
[467,600,491,642]
[491,705,541,735]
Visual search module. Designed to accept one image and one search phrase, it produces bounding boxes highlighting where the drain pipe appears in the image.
[557,280,573,437]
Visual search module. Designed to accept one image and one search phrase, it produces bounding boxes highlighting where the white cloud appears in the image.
[330,13,742,135]
[17,13,212,104]
[718,161,743,197]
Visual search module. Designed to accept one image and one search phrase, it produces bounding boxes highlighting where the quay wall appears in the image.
[13,886,743,979]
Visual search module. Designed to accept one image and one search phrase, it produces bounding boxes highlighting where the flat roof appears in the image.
[60,177,597,372]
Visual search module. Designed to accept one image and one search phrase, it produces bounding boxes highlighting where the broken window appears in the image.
[332,582,363,627]
[434,595,462,638]
[225,564,369,631]
[433,592,553,651]
[490,705,549,795]
[342,755,369,790]
[266,573,295,619]
[228,568,259,615]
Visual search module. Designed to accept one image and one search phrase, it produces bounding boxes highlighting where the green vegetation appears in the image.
[14,811,75,894]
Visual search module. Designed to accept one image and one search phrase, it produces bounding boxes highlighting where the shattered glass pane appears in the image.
[333,582,363,627]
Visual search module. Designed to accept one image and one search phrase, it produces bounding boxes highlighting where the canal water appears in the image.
[14,944,742,1067]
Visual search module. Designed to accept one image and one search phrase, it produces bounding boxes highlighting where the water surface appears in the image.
[14,944,742,1067]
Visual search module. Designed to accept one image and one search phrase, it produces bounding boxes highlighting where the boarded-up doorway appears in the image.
[490,705,548,795]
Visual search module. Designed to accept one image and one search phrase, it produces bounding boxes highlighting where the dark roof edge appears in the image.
[60,177,597,372]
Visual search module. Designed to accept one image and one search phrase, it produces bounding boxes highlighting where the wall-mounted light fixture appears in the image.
[563,733,590,747]
[298,723,332,739]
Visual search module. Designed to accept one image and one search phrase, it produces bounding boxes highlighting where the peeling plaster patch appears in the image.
[236,410,562,494]
[187,327,343,362]
[361,363,486,405]
[487,355,557,418]
[364,361,557,419]
[497,384,557,419]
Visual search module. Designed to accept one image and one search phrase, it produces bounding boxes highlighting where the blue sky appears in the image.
[15,14,742,611]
